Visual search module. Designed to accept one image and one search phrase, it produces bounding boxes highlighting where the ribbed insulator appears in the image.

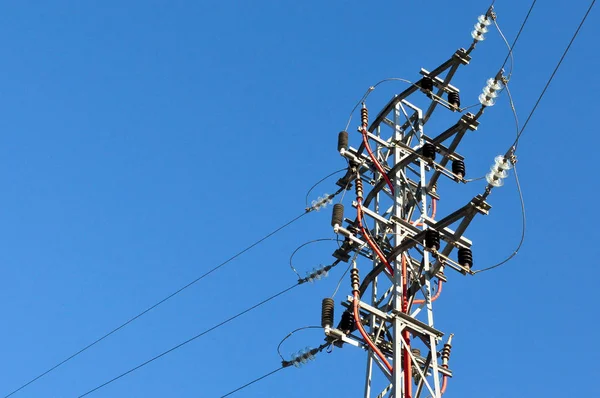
[422,143,436,160]
[411,348,421,358]
[452,159,466,178]
[441,343,452,362]
[337,131,349,152]
[421,77,434,93]
[331,204,344,227]
[321,298,335,328]
[361,107,369,127]
[350,268,360,291]
[458,247,473,269]
[355,178,363,199]
[448,91,461,108]
[339,310,355,333]
[425,229,441,250]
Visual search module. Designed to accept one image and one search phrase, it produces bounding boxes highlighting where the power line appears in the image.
[3,209,313,398]
[221,341,329,397]
[289,238,338,279]
[76,283,301,398]
[511,0,596,151]
[219,366,287,398]
[500,0,538,80]
[475,164,526,273]
[305,168,347,207]
[276,326,322,361]
[478,0,596,274]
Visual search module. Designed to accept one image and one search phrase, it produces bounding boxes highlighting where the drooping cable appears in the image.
[276,326,322,361]
[4,207,321,398]
[473,81,526,273]
[76,283,302,397]
[477,0,596,272]
[344,78,415,132]
[474,164,526,274]
[304,167,348,207]
[289,238,338,279]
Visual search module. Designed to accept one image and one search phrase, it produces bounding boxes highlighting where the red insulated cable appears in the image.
[361,128,395,195]
[357,199,394,275]
[401,254,412,398]
[441,369,449,394]
[353,291,394,373]
[413,279,443,305]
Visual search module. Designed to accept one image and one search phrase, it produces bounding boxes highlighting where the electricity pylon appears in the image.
[321,6,501,398]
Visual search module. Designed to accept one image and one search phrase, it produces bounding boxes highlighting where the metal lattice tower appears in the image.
[322,7,499,398]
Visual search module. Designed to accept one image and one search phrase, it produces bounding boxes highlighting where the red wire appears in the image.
[441,367,449,394]
[401,254,412,398]
[354,186,439,397]
[353,196,394,374]
[357,199,394,275]
[361,128,395,195]
[413,279,443,305]
[352,291,393,373]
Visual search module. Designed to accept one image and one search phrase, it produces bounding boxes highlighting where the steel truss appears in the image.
[325,47,492,398]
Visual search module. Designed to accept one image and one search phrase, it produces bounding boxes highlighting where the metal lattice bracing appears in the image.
[325,46,492,398]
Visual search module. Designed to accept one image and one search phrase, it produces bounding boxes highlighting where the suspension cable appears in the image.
[3,207,322,398]
[219,366,288,398]
[76,283,301,397]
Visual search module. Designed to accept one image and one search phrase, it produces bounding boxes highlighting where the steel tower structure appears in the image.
[321,7,501,398]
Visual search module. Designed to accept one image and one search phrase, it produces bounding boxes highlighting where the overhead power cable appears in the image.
[220,342,329,397]
[500,0,538,80]
[76,283,301,397]
[289,238,338,279]
[219,366,287,398]
[473,21,527,273]
[477,0,595,273]
[475,164,526,273]
[4,206,327,398]
[510,0,596,151]
[305,168,347,207]
[276,326,322,361]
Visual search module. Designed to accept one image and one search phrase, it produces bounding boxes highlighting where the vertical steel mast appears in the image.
[324,7,498,398]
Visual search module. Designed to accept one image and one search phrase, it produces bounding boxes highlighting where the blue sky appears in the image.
[0,1,598,397]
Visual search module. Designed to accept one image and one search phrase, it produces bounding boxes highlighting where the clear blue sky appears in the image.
[0,1,597,397]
